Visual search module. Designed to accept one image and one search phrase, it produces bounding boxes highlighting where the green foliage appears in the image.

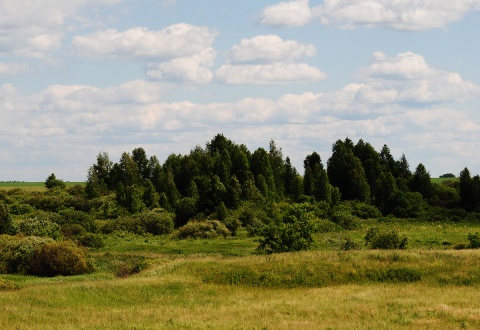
[330,208,360,230]
[0,201,12,234]
[30,241,91,277]
[101,209,174,236]
[327,139,370,202]
[174,220,231,239]
[0,235,54,274]
[175,197,197,228]
[77,233,105,248]
[467,232,480,248]
[257,203,315,253]
[365,227,408,250]
[58,208,96,232]
[14,213,61,239]
[45,173,66,190]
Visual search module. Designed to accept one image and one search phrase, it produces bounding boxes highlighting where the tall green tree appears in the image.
[410,163,432,200]
[327,139,370,202]
[303,152,331,202]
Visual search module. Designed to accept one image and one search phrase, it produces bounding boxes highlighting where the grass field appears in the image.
[0,182,85,192]
[2,248,480,329]
[1,182,480,329]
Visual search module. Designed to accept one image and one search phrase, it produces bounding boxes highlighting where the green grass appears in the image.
[431,177,458,184]
[0,182,85,192]
[2,218,480,328]
[2,250,480,329]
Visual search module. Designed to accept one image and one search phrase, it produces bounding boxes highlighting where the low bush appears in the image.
[330,211,360,230]
[0,235,54,274]
[365,227,408,249]
[14,213,61,239]
[100,209,174,236]
[257,204,315,254]
[174,220,230,239]
[467,232,480,248]
[30,241,91,277]
[77,233,105,248]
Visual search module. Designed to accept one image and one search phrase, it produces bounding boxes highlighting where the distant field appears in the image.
[431,177,458,184]
[0,182,85,191]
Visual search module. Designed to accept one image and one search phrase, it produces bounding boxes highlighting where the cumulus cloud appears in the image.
[146,48,216,84]
[260,0,480,30]
[0,0,120,57]
[259,0,313,27]
[216,63,326,85]
[72,24,217,60]
[216,35,325,84]
[229,35,316,64]
[315,0,480,30]
[1,52,479,180]
[356,51,479,104]
[72,24,218,84]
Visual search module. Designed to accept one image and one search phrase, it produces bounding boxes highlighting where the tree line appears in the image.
[85,134,480,225]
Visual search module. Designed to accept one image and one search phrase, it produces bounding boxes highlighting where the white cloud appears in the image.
[216,34,325,85]
[72,24,217,60]
[259,0,313,27]
[216,63,326,85]
[357,51,479,104]
[72,23,218,85]
[0,62,29,76]
[315,0,480,30]
[260,0,480,30]
[146,48,216,84]
[1,52,479,180]
[229,35,316,64]
[0,0,120,58]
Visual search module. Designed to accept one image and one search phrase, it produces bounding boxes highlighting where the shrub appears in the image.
[100,209,174,236]
[30,241,91,277]
[467,232,480,249]
[138,209,174,235]
[58,208,96,232]
[257,204,315,253]
[0,202,12,235]
[327,234,359,250]
[14,214,61,239]
[330,210,360,230]
[77,233,105,248]
[0,235,54,274]
[8,203,34,215]
[365,227,408,249]
[174,220,231,239]
[351,202,381,219]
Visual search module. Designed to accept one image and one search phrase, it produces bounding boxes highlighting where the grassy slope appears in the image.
[1,249,480,329]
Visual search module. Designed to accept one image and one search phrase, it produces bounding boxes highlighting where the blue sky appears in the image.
[1,0,480,181]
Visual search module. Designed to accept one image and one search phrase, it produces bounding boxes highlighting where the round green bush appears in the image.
[30,241,91,277]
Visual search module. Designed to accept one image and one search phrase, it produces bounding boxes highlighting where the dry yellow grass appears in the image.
[2,251,480,329]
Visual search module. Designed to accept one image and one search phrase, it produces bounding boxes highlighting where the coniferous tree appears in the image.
[327,139,370,202]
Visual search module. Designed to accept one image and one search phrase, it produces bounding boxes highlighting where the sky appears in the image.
[1,0,480,182]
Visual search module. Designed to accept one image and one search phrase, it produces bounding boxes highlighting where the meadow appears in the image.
[1,178,480,329]
[2,222,480,329]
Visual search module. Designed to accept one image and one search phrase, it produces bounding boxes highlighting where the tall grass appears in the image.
[2,250,480,329]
